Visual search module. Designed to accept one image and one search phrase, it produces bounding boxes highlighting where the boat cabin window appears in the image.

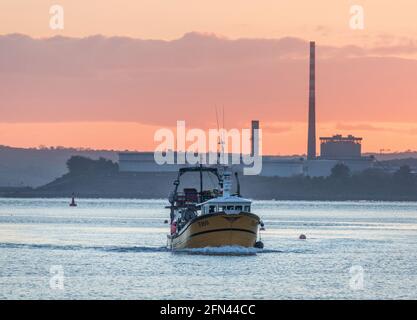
[202,203,251,214]
[222,204,248,213]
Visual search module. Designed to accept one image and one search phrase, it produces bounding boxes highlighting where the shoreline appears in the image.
[2,192,417,202]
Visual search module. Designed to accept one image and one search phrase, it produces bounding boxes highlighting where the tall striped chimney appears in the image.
[251,120,259,157]
[307,41,316,160]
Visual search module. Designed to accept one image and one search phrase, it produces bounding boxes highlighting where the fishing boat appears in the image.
[166,165,264,250]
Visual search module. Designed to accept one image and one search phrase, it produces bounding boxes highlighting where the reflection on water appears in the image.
[0,198,417,299]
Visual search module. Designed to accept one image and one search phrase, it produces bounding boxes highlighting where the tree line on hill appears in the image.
[62,156,417,200]
[66,156,119,176]
[240,163,417,200]
[3,156,416,200]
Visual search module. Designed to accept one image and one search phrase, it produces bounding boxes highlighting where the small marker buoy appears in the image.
[69,193,77,207]
[254,241,264,249]
[299,234,306,240]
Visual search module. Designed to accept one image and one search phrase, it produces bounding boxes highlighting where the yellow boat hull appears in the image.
[168,212,260,249]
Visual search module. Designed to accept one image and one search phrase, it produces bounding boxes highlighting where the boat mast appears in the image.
[234,172,241,197]
[215,105,225,191]
[199,163,203,202]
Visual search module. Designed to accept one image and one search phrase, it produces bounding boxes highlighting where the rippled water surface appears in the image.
[1,198,416,299]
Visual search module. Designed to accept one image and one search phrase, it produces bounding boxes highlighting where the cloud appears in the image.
[336,123,389,132]
[1,32,417,127]
[336,123,417,135]
[262,123,292,134]
[369,35,417,56]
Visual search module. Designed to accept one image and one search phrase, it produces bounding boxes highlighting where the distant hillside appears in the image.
[0,145,416,189]
[0,145,117,187]
[378,158,417,168]
[5,156,417,201]
[367,151,417,161]
[7,170,417,201]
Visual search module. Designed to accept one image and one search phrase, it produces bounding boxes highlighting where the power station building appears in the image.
[320,135,362,159]
[118,41,374,177]
[302,41,374,176]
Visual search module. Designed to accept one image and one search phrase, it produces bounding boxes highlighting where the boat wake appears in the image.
[0,242,169,253]
[0,242,295,255]
[173,245,283,256]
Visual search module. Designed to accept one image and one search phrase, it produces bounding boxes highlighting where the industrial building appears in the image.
[118,151,305,177]
[320,135,362,159]
[300,134,375,176]
[301,41,374,176]
[118,41,374,177]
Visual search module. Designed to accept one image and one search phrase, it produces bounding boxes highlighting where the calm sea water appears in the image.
[0,198,416,300]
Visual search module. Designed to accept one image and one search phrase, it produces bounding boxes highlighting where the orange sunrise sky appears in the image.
[1,0,417,155]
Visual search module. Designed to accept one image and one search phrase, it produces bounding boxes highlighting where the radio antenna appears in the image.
[221,105,225,158]
[215,105,220,164]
